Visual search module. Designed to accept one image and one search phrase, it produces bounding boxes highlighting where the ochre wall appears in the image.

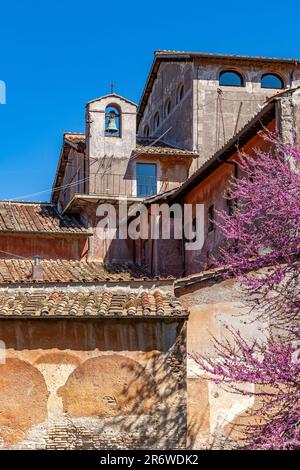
[177,278,268,449]
[0,318,187,450]
[0,233,88,260]
[183,119,276,274]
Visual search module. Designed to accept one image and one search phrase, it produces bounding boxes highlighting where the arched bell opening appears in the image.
[105,104,121,137]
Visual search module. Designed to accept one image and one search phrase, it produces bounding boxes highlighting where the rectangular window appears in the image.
[136,163,157,197]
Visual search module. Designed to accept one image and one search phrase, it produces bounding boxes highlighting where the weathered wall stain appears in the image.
[58,354,158,417]
[0,358,49,446]
[0,318,187,449]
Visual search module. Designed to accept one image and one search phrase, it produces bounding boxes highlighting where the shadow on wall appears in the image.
[0,320,188,450]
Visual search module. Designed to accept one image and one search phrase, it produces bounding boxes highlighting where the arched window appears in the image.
[176,83,184,103]
[154,112,160,130]
[164,98,172,117]
[143,124,150,137]
[219,70,244,87]
[261,73,284,89]
[105,104,121,137]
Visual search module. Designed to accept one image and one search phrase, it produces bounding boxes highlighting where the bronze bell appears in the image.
[106,111,119,133]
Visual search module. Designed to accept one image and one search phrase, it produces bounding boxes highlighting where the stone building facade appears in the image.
[0,282,188,450]
[1,50,300,450]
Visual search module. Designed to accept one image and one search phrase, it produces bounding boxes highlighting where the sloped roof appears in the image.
[0,201,88,235]
[0,289,188,318]
[154,50,300,63]
[135,138,197,157]
[0,259,165,284]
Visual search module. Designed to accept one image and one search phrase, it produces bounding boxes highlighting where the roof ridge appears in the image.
[0,200,53,205]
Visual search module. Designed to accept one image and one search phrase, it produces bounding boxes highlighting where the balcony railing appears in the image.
[91,174,171,198]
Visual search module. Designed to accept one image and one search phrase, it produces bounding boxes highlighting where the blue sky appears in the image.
[1,0,300,201]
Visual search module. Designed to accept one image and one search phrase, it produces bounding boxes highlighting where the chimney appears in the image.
[32,255,43,281]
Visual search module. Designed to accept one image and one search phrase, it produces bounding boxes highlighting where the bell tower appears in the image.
[86,93,137,162]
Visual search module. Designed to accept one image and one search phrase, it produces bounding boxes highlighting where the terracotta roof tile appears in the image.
[0,259,171,284]
[135,138,197,157]
[0,202,88,234]
[0,289,188,318]
[64,132,85,144]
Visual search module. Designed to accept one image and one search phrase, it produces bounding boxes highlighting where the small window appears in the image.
[136,163,157,197]
[226,193,234,217]
[219,70,243,87]
[176,83,184,103]
[154,112,160,129]
[261,73,284,90]
[208,205,215,232]
[105,104,121,137]
[144,124,150,137]
[164,98,172,117]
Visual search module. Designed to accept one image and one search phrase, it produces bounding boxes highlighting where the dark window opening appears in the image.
[191,217,197,241]
[164,98,172,117]
[208,205,215,232]
[136,163,157,197]
[176,83,184,103]
[143,124,150,137]
[219,70,243,87]
[226,193,234,217]
[154,112,160,129]
[261,73,284,89]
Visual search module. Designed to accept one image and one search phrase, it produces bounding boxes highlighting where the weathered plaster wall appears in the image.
[138,62,194,150]
[0,233,88,260]
[138,57,296,172]
[86,95,137,195]
[79,205,134,263]
[192,59,293,167]
[177,278,268,449]
[0,318,187,450]
[57,148,85,211]
[183,119,275,275]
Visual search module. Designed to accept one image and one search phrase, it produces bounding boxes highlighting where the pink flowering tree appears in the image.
[192,134,300,449]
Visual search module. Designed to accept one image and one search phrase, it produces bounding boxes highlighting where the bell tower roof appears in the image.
[87,93,138,107]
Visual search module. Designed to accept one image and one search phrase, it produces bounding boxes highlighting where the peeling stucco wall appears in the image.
[177,278,268,449]
[138,62,194,151]
[138,57,297,171]
[0,318,187,450]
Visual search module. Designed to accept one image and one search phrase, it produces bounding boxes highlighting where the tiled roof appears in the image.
[64,132,85,145]
[0,259,162,284]
[0,289,188,318]
[0,201,88,234]
[135,139,196,157]
[174,267,226,291]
